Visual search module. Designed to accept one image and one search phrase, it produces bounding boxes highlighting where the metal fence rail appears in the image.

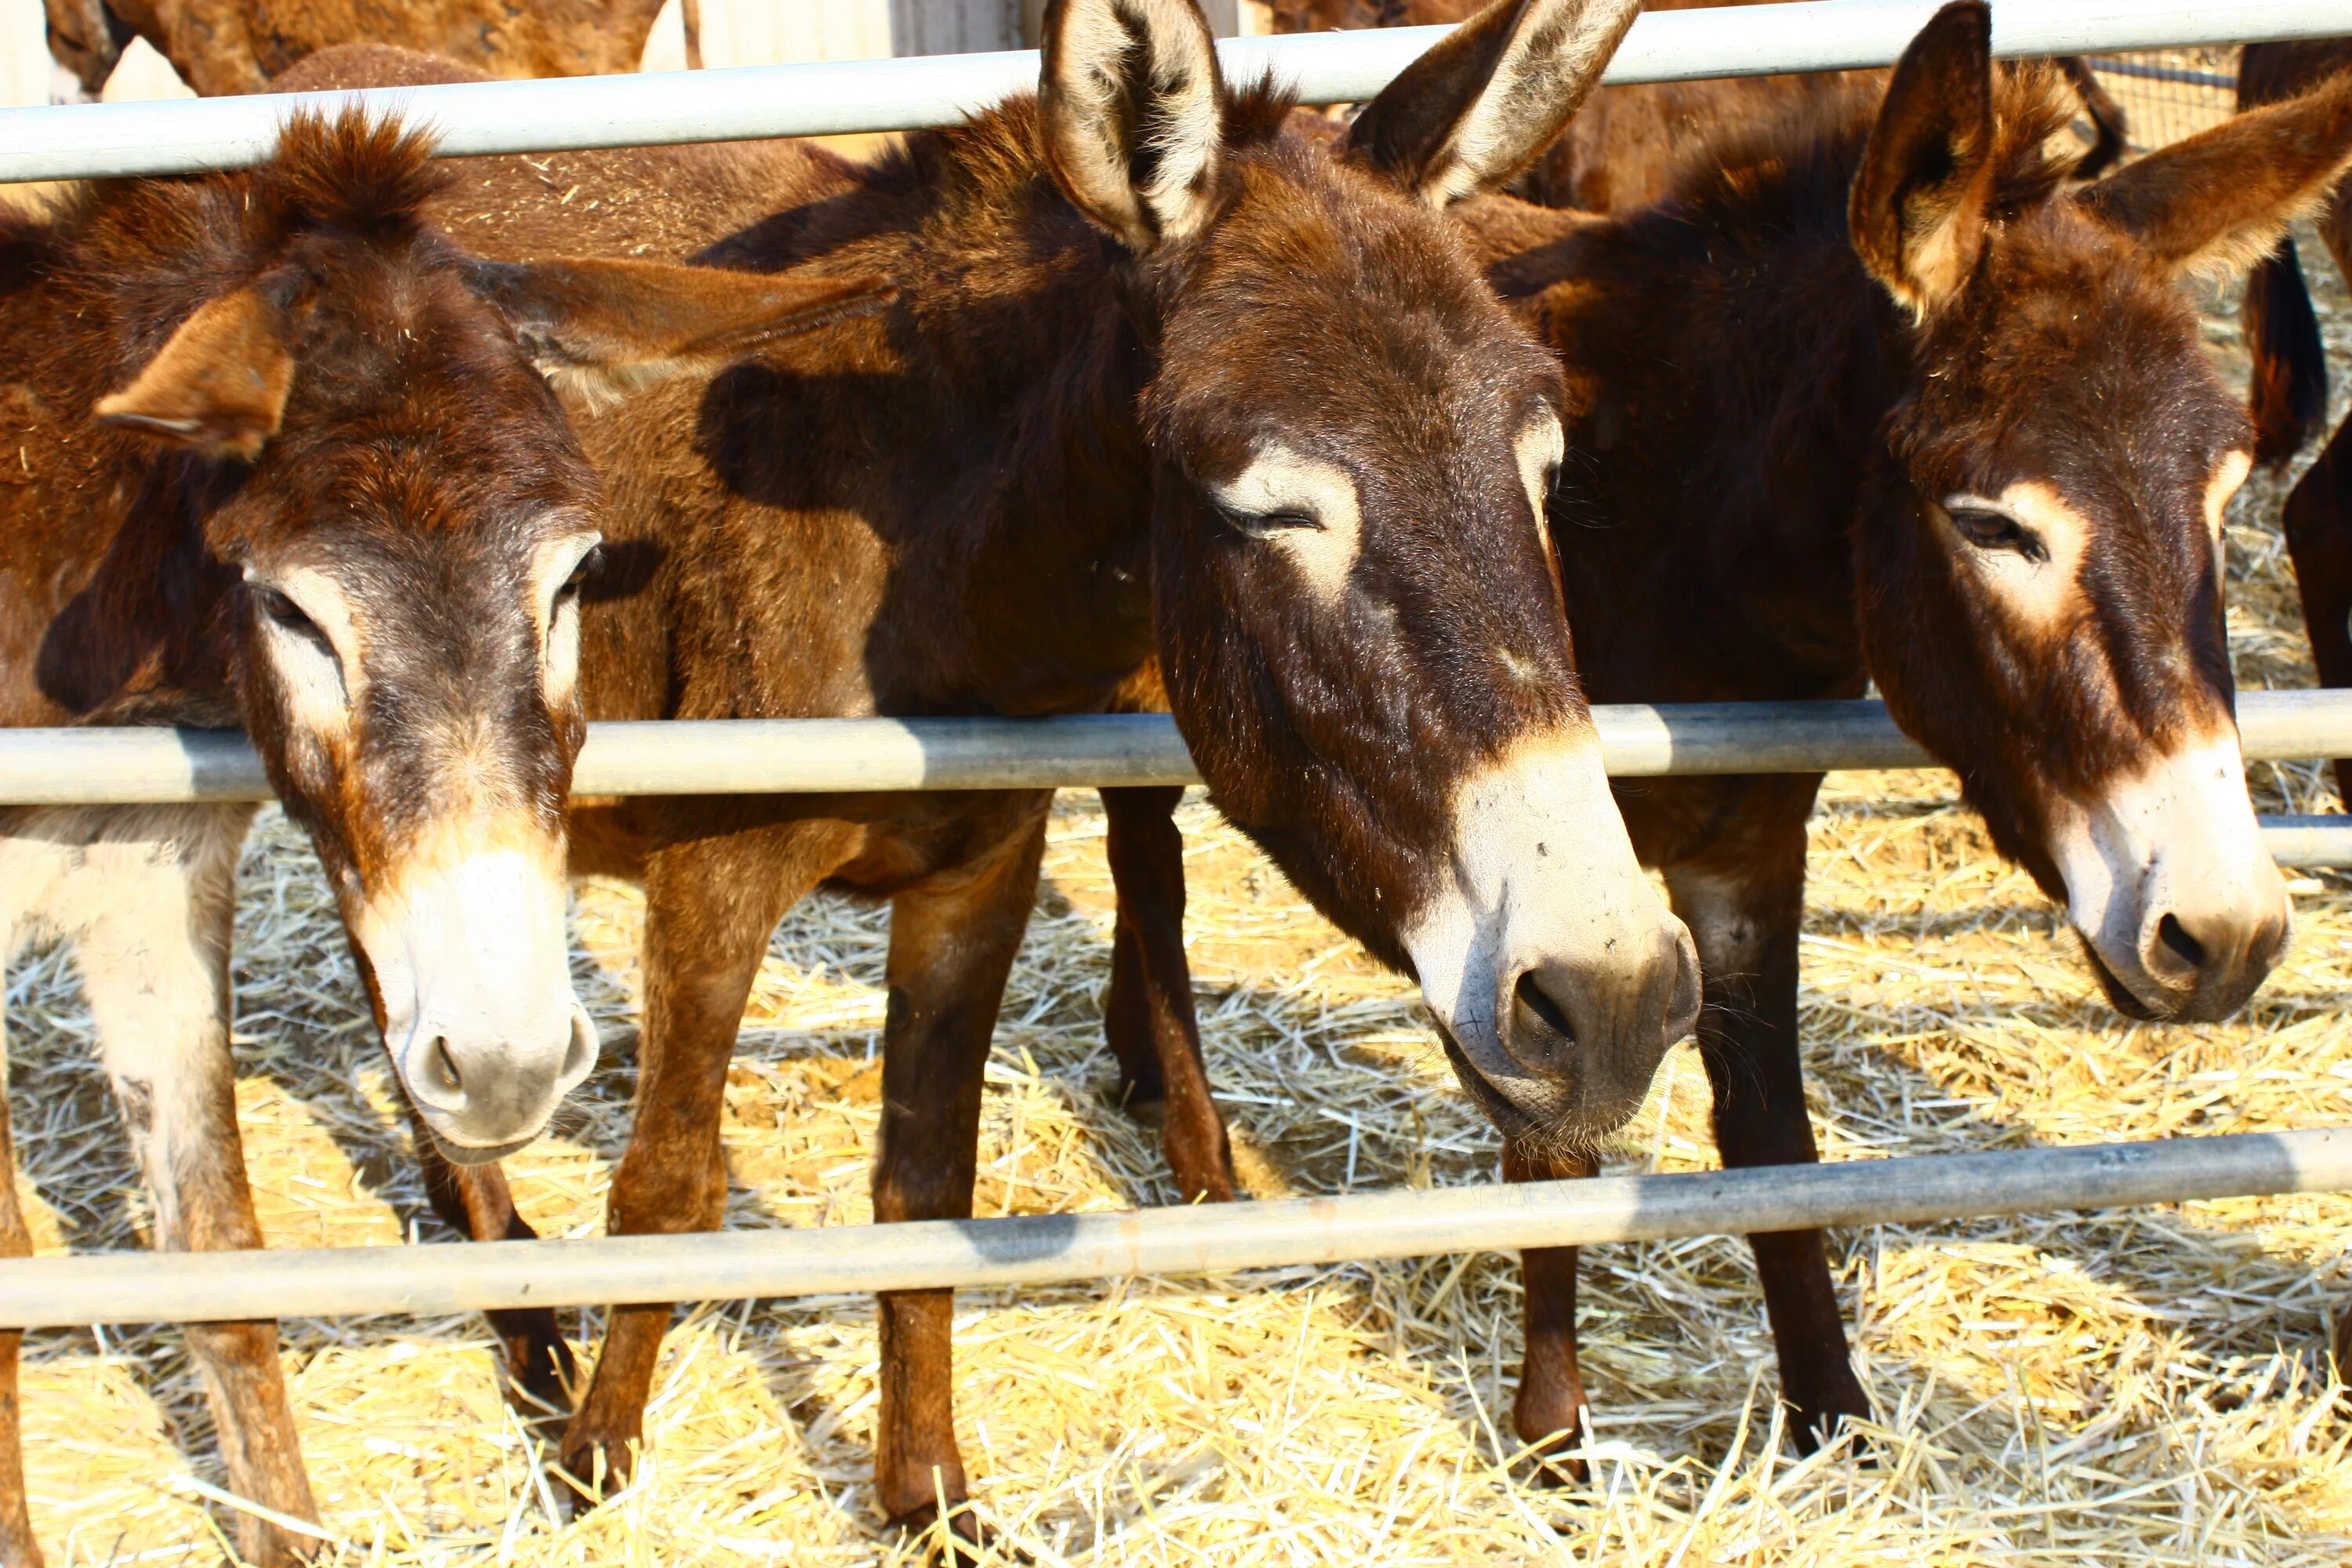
[0,0,2339,181]
[5,1128,2345,1329]
[11,691,2352,861]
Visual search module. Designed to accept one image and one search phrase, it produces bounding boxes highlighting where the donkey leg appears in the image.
[1099,786,1233,1203]
[873,804,1050,1552]
[1666,831,1869,1454]
[0,1015,41,1568]
[559,828,815,1501]
[2283,418,2352,806]
[1501,1144,1598,1485]
[71,805,321,1563]
[409,1137,577,1425]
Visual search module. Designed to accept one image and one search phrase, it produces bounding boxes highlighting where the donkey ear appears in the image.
[2074,71,2352,280]
[1848,0,1996,319]
[1040,0,1227,252]
[1345,0,1640,208]
[464,256,895,399]
[95,286,294,461]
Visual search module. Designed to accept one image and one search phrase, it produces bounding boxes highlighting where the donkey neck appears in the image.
[690,110,1165,718]
[1488,129,1894,706]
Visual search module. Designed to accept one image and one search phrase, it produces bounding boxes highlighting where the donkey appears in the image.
[1103,0,2343,1468]
[0,114,879,1567]
[2238,40,2352,804]
[1263,0,2128,210]
[45,0,697,100]
[282,0,1702,1542]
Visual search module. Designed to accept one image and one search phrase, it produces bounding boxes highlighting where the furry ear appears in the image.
[2074,70,2352,281]
[463,257,895,400]
[96,286,295,461]
[1345,0,1640,208]
[1848,0,1996,320]
[1039,0,1227,252]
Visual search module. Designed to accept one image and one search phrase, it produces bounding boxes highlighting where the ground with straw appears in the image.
[13,194,2352,1568]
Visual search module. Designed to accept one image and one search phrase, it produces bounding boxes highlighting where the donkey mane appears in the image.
[1661,63,2082,245]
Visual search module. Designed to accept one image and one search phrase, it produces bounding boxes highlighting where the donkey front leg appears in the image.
[1502,1143,1598,1484]
[65,805,322,1563]
[1,1026,40,1568]
[559,826,829,1500]
[1099,786,1233,1203]
[873,805,1050,1549]
[409,1138,577,1426]
[1666,824,1869,1452]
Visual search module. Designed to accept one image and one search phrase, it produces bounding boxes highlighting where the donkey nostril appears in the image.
[1513,970,1577,1046]
[427,1036,464,1097]
[2155,913,2208,974]
[561,1007,598,1084]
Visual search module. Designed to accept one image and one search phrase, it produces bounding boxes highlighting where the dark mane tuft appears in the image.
[246,109,449,239]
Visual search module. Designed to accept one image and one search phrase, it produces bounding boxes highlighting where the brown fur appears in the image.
[43,0,687,99]
[1268,0,2127,212]
[2235,42,2352,804]
[279,0,1700,1540]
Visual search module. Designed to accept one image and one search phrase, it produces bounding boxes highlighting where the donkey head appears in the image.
[96,113,884,1160]
[1040,0,1697,1140]
[1848,3,2352,1022]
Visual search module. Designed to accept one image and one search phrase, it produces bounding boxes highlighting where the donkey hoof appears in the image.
[1520,1442,1591,1491]
[887,1500,1014,1566]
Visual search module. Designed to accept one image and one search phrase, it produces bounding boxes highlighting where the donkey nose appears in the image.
[2139,895,2292,1022]
[1503,919,1701,1115]
[401,1004,599,1148]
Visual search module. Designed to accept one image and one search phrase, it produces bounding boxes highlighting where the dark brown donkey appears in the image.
[1264,0,2129,209]
[2239,41,2352,805]
[0,117,878,1566]
[284,0,1702,1542]
[1109,0,2340,1467]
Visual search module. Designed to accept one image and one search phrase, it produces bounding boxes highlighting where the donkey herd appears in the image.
[2,0,2351,1559]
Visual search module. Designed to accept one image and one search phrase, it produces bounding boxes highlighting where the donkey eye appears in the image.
[555,547,597,604]
[255,586,328,644]
[1223,507,1322,537]
[1948,506,2048,563]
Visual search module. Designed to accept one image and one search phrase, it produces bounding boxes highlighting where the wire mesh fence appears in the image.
[2086,46,2241,149]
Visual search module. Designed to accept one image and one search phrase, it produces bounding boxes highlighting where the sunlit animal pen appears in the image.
[10,9,2352,1568]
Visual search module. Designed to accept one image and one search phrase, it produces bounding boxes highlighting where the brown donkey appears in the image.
[284,0,1700,1541]
[0,116,878,1566]
[2238,40,2352,803]
[1112,0,2340,1465]
[45,0,696,100]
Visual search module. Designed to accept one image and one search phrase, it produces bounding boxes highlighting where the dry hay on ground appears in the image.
[13,230,2352,1566]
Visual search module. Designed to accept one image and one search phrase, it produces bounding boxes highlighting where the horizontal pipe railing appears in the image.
[3,1128,2344,1329]
[2,688,2345,794]
[0,0,2336,182]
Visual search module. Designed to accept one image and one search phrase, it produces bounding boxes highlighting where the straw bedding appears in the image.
[12,235,2352,1566]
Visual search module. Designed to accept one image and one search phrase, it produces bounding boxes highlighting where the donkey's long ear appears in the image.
[1040,0,1227,252]
[465,257,894,401]
[1849,0,1995,320]
[96,286,294,461]
[2075,71,2352,280]
[1345,0,1639,207]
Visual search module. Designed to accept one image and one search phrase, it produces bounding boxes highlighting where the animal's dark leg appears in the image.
[78,807,319,1564]
[2056,56,2129,180]
[410,1135,576,1426]
[560,829,813,1501]
[1666,820,1868,1454]
[873,802,1050,1555]
[2284,419,2352,805]
[0,1019,41,1568]
[1100,786,1233,1202]
[1503,1143,1597,1485]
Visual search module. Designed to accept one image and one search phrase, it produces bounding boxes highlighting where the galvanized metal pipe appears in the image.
[1,688,2345,797]
[0,0,2338,182]
[2,1128,2344,1329]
